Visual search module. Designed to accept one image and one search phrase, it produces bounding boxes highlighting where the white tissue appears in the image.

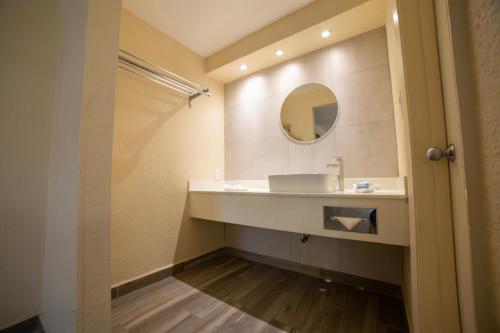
[335,216,365,230]
[223,184,248,191]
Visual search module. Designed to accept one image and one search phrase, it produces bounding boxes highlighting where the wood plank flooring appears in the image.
[112,255,409,333]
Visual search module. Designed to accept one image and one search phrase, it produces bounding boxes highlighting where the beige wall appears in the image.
[224,28,402,284]
[111,10,225,286]
[0,0,121,331]
[458,0,500,331]
[0,0,57,329]
[40,0,86,328]
[41,0,121,332]
[76,0,121,331]
[41,1,89,330]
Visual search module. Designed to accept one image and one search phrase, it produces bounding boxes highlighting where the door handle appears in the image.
[426,144,455,161]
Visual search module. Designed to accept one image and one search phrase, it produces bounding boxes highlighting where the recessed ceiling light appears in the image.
[392,10,399,25]
[275,49,285,57]
[321,29,331,38]
[240,63,247,71]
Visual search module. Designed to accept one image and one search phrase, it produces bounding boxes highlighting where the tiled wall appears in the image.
[223,28,403,284]
[226,225,403,284]
[225,27,398,179]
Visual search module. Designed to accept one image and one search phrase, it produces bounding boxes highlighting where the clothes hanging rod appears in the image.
[117,49,211,106]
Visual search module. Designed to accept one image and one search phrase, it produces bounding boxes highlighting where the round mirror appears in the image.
[280,83,339,143]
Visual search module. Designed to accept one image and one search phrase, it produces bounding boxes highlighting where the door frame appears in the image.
[397,0,461,331]
[434,1,478,332]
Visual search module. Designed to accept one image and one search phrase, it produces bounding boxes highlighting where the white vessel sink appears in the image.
[268,174,338,193]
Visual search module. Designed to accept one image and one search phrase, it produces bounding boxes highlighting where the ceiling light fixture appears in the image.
[275,49,285,57]
[240,63,248,71]
[321,29,331,38]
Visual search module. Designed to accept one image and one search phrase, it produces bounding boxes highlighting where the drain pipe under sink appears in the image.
[299,233,310,243]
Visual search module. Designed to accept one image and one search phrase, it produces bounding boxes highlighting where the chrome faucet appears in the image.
[326,155,344,191]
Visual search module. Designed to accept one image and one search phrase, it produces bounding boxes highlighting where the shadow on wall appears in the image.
[173,193,225,264]
[111,64,225,285]
[112,70,187,184]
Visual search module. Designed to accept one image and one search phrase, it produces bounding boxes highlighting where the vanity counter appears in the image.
[189,179,407,200]
[190,188,407,200]
[189,179,409,246]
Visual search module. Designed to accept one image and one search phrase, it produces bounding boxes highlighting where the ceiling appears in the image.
[207,0,385,83]
[122,0,315,57]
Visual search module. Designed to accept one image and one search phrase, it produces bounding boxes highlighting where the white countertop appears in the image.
[189,178,407,200]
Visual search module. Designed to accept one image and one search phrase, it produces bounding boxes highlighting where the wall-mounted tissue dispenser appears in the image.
[324,207,377,235]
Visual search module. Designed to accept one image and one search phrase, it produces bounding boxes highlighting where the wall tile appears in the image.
[335,124,368,178]
[290,235,340,271]
[225,224,254,252]
[288,131,337,174]
[266,47,332,98]
[251,227,292,261]
[251,94,285,140]
[339,239,402,285]
[336,119,398,177]
[250,136,289,179]
[288,143,314,174]
[225,75,271,109]
[225,104,252,144]
[225,140,253,180]
[330,27,389,80]
[336,66,395,127]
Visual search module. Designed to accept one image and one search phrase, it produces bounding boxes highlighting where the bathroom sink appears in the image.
[268,174,338,193]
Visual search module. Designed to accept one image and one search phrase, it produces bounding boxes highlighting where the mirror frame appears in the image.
[279,82,341,145]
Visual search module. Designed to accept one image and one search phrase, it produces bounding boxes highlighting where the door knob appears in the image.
[426,144,455,161]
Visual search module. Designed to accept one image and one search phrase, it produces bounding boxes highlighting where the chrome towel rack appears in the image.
[117,49,211,107]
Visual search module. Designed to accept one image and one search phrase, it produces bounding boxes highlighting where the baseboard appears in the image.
[111,247,227,299]
[0,316,44,333]
[226,247,402,298]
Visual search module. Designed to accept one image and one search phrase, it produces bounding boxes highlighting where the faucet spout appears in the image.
[326,155,344,191]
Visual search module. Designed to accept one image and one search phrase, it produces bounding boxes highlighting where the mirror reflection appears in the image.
[280,83,339,143]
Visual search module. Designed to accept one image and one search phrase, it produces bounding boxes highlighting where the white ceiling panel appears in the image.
[123,0,315,57]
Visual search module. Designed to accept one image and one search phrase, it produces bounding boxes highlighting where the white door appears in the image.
[397,0,462,331]
[435,1,478,332]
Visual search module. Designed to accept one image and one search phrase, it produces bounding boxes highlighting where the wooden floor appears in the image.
[112,255,409,333]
